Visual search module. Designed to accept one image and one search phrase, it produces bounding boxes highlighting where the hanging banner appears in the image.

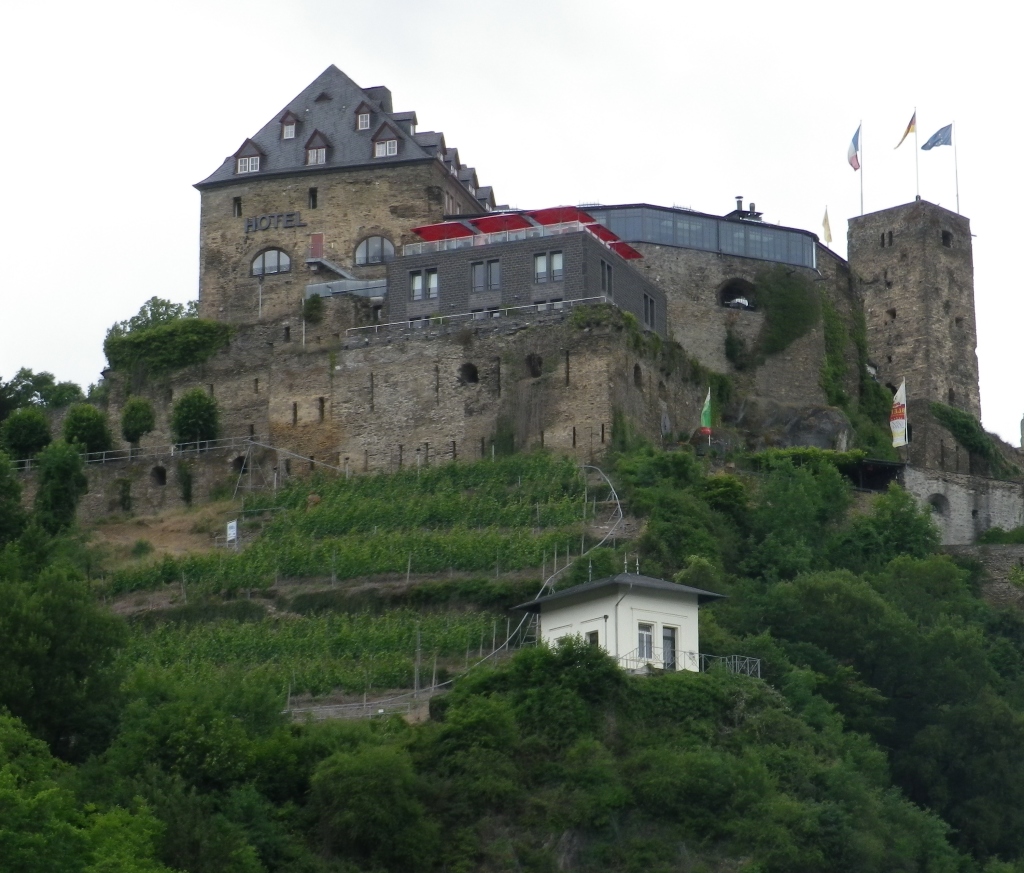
[890,380,908,447]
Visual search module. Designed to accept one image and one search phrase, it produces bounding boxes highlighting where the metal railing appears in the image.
[618,646,761,678]
[346,296,609,336]
[13,434,264,472]
[402,221,592,256]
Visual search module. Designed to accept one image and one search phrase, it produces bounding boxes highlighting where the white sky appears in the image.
[1,0,1020,445]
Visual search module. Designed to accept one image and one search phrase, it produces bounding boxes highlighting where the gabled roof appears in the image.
[371,122,401,142]
[279,110,300,125]
[512,573,726,613]
[304,129,331,149]
[233,138,265,159]
[196,65,456,188]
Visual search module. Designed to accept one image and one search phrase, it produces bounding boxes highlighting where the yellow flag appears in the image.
[895,111,916,149]
[822,208,832,245]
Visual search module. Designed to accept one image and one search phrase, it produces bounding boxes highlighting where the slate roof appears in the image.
[512,573,726,613]
[195,65,492,197]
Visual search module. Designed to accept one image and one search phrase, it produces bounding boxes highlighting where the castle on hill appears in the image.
[87,64,1021,543]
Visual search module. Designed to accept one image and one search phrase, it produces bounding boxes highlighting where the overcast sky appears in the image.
[1,0,1019,445]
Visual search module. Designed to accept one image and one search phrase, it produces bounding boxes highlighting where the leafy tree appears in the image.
[310,744,438,870]
[171,390,218,444]
[1,406,51,458]
[0,450,27,546]
[105,297,197,340]
[301,293,324,324]
[63,405,113,455]
[34,440,88,533]
[0,368,84,420]
[0,566,126,759]
[120,397,155,447]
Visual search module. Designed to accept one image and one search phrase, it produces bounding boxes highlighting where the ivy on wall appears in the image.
[930,402,1020,480]
[104,319,232,375]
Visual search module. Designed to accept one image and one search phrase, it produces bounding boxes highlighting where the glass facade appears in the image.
[587,206,816,269]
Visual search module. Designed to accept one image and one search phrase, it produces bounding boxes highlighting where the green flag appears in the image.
[700,388,712,433]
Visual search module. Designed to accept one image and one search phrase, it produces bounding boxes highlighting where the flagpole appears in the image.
[914,107,920,198]
[859,119,864,215]
[953,121,960,214]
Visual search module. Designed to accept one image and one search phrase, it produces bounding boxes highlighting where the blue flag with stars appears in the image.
[922,124,953,150]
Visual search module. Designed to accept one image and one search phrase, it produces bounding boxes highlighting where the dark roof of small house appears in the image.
[195,65,490,196]
[512,573,726,613]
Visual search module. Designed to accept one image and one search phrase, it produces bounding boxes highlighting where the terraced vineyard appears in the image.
[116,454,600,699]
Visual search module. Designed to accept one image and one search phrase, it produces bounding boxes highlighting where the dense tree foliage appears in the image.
[63,404,113,455]
[0,405,51,459]
[0,450,27,546]
[120,397,156,447]
[0,368,85,423]
[33,440,89,533]
[170,389,219,444]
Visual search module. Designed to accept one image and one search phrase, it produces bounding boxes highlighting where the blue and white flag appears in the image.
[921,124,953,150]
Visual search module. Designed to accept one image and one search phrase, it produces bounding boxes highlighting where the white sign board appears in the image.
[226,519,238,544]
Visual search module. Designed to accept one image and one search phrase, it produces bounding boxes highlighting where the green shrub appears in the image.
[930,402,1019,479]
[0,406,51,458]
[121,396,155,446]
[977,526,1024,545]
[104,318,231,375]
[62,404,113,454]
[171,389,219,444]
[302,293,325,324]
[34,440,88,533]
[755,266,820,355]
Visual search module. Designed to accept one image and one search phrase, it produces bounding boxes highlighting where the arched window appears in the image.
[252,249,291,276]
[355,236,395,265]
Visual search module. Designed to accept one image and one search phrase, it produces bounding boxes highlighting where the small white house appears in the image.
[514,572,726,672]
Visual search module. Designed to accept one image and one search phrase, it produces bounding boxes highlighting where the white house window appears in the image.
[282,123,295,140]
[427,268,438,299]
[638,623,654,659]
[252,249,291,276]
[472,260,500,292]
[237,156,260,174]
[358,113,370,130]
[410,269,436,301]
[551,251,564,281]
[355,236,395,265]
[307,147,326,165]
[534,253,548,284]
[410,271,424,301]
[374,139,398,157]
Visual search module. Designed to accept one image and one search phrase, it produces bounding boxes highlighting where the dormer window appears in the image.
[233,138,265,175]
[303,130,330,167]
[374,139,398,157]
[237,156,260,173]
[279,110,300,141]
[358,113,370,130]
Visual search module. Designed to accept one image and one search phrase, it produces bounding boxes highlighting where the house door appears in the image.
[662,626,677,671]
[309,233,324,259]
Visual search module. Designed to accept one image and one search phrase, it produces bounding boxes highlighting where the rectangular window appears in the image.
[585,631,600,647]
[550,251,563,281]
[600,260,613,294]
[282,123,295,140]
[291,402,298,426]
[232,196,242,218]
[318,397,325,422]
[426,268,438,299]
[307,147,326,165]
[410,271,424,301]
[534,253,548,283]
[236,156,259,173]
[472,260,500,292]
[374,139,398,157]
[471,262,486,293]
[643,293,656,329]
[638,623,654,659]
[308,187,318,209]
[358,112,370,130]
[487,259,500,290]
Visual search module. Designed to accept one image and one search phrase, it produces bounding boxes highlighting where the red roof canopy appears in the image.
[584,222,620,243]
[469,213,534,233]
[410,221,475,241]
[527,206,596,226]
[609,241,643,260]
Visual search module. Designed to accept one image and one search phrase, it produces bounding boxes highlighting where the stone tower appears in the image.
[848,199,980,420]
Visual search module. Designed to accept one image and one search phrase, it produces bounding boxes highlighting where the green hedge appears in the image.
[104,319,232,374]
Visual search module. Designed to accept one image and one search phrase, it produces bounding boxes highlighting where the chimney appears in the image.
[735,195,743,212]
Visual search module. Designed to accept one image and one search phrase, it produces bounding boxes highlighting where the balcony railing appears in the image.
[402,221,589,256]
[346,296,609,336]
[13,434,263,472]
[618,647,761,678]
